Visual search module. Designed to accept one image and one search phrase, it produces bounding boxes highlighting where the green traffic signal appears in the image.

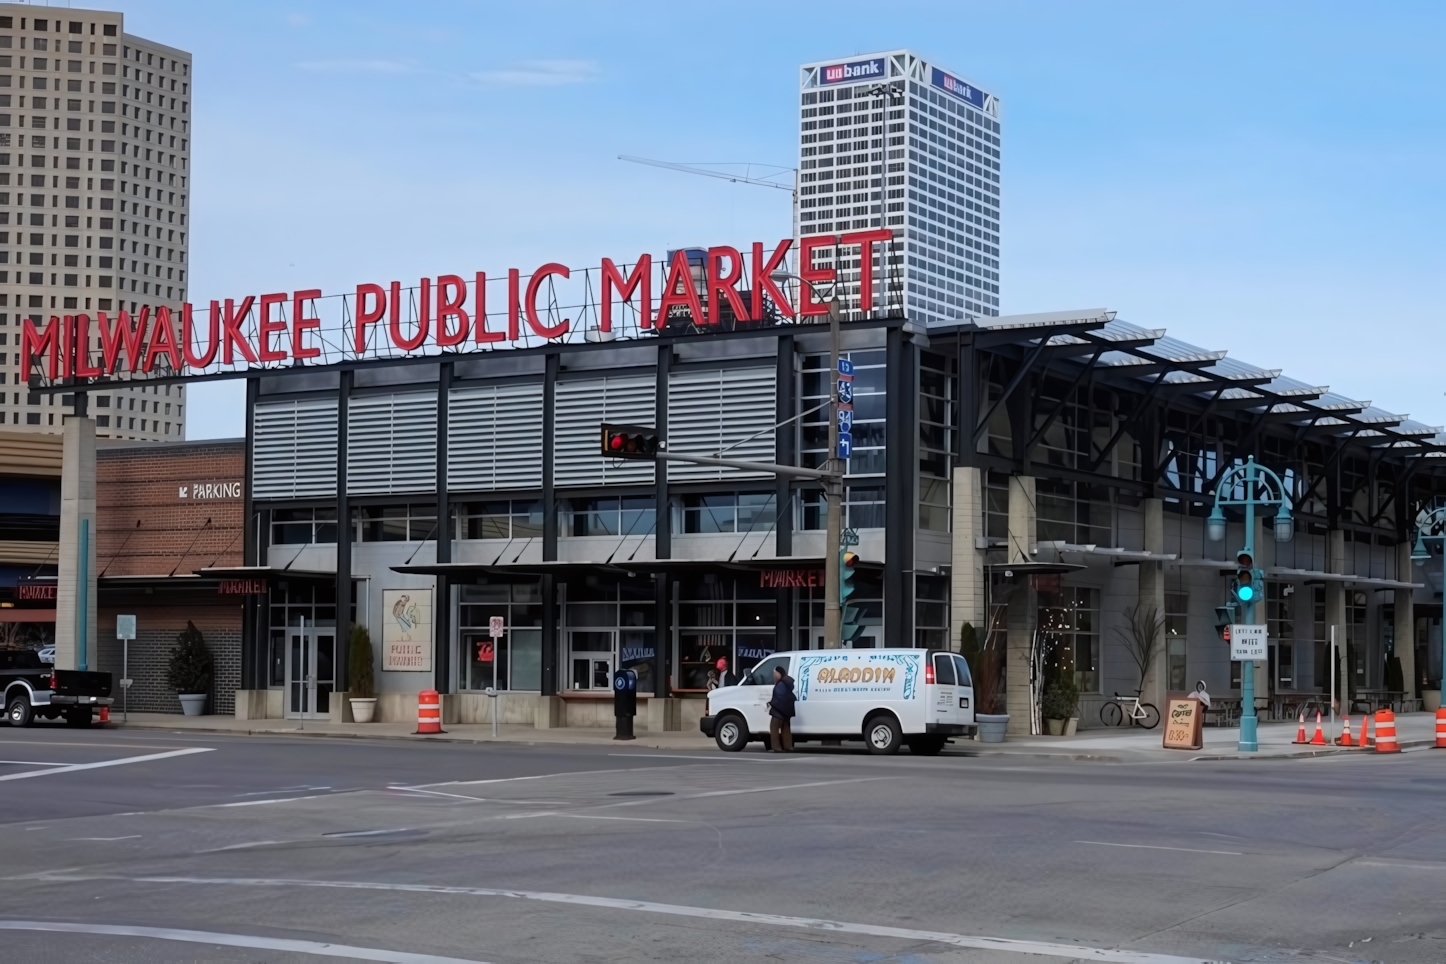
[840,551,863,643]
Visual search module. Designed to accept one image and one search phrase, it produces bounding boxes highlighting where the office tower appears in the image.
[0,4,191,438]
[797,50,1001,321]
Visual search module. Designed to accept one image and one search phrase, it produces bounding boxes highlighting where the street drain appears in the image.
[608,791,674,797]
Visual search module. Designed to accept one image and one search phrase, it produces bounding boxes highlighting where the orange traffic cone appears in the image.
[1337,715,1352,746]
[99,705,110,724]
[1358,713,1372,749]
[1293,712,1307,744]
[1310,710,1327,745]
[1435,707,1446,749]
[1374,709,1400,753]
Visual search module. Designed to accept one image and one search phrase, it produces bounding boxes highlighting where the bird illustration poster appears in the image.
[382,589,433,672]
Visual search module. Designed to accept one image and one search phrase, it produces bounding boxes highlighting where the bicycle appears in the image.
[1100,692,1160,729]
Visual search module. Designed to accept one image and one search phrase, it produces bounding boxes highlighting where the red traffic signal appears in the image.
[600,423,660,460]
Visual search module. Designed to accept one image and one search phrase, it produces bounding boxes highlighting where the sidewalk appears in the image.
[106,710,1441,761]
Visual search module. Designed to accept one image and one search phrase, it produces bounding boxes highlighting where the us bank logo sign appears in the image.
[821,57,884,85]
[930,67,998,116]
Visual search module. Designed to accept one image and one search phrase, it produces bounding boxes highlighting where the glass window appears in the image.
[270,506,337,545]
[952,654,973,686]
[933,652,956,685]
[566,497,655,537]
[746,654,789,686]
[458,583,544,692]
[1037,586,1100,693]
[458,500,542,540]
[676,491,777,534]
[1166,592,1188,692]
[799,349,886,475]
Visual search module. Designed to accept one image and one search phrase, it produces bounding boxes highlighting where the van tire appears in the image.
[864,714,902,755]
[907,735,945,755]
[714,713,749,752]
[5,693,31,728]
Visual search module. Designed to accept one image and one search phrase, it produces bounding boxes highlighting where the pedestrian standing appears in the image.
[768,664,795,752]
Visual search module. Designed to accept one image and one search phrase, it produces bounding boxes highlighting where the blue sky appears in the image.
[107,0,1445,438]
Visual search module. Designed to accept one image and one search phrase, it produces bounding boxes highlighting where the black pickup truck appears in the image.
[1,650,113,727]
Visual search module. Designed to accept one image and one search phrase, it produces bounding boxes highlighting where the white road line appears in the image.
[1077,841,1243,856]
[0,920,487,963]
[0,760,69,766]
[68,836,141,841]
[606,753,784,762]
[26,874,1218,964]
[405,764,678,791]
[0,747,213,783]
[212,794,331,808]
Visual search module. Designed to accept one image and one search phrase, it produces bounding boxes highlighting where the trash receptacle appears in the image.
[613,668,638,741]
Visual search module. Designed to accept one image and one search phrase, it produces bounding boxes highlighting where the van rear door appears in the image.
[931,652,957,730]
[952,654,975,726]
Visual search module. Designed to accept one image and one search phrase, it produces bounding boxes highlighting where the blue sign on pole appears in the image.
[837,433,853,459]
[837,409,853,432]
[837,380,854,404]
[837,358,854,376]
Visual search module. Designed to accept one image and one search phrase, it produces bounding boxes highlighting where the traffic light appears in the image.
[1213,604,1237,641]
[840,550,864,644]
[1229,550,1262,616]
[599,423,660,460]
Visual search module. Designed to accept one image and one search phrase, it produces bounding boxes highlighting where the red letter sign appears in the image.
[752,239,795,319]
[435,274,470,347]
[706,247,748,326]
[184,303,220,368]
[840,228,892,314]
[600,256,651,331]
[655,249,704,326]
[799,235,837,318]
[354,284,385,355]
[524,263,571,339]
[223,297,258,365]
[292,289,322,361]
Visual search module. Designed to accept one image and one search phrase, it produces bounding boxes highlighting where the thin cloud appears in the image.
[472,59,599,87]
[298,59,421,75]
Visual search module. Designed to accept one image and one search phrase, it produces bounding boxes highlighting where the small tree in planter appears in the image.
[166,621,213,716]
[347,624,378,722]
[961,620,1009,742]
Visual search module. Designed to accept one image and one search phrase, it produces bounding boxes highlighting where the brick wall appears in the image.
[97,439,245,577]
[98,607,242,715]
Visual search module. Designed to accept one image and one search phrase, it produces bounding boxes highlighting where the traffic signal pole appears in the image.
[1240,476,1259,753]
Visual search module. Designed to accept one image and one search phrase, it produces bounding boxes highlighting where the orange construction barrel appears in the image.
[416,689,443,734]
[1373,709,1400,754]
[1435,707,1446,749]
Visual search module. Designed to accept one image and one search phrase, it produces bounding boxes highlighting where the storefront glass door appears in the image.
[285,618,335,719]
[570,631,614,690]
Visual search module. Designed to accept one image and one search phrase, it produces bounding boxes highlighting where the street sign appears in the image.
[1229,624,1267,661]
[117,614,136,640]
[837,433,852,459]
[488,615,505,638]
[837,358,854,376]
[837,409,853,432]
[837,380,854,404]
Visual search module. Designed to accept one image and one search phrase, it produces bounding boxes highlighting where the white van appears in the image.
[699,648,975,754]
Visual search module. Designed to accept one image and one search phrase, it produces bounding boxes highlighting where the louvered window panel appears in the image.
[347,392,438,495]
[252,398,338,499]
[554,375,656,486]
[667,367,777,481]
[447,382,545,492]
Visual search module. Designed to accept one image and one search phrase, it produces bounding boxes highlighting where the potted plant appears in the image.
[962,621,1009,742]
[166,621,213,716]
[1041,676,1079,735]
[348,624,377,723]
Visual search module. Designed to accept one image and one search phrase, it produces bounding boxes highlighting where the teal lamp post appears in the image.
[1208,456,1295,752]
[1409,502,1446,710]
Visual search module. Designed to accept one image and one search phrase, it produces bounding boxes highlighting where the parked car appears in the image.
[36,646,54,665]
[0,650,113,727]
[700,648,975,754]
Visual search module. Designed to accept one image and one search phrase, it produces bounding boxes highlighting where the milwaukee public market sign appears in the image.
[23,231,896,389]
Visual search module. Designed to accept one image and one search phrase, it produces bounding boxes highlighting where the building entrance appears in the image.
[284,618,335,719]
[570,631,614,690]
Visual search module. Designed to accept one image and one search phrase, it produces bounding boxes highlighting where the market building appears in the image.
[30,240,1446,729]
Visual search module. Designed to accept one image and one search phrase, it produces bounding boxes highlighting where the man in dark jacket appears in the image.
[768,664,795,752]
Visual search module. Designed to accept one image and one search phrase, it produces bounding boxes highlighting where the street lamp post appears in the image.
[1208,456,1295,753]
[772,268,845,648]
[1409,502,1446,710]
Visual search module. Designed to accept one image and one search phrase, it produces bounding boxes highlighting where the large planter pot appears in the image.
[977,713,1010,743]
[178,694,206,717]
[1045,718,1064,736]
[1065,717,1079,736]
[1424,690,1441,713]
[350,697,378,723]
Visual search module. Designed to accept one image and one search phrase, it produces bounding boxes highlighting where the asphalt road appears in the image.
[0,726,1441,963]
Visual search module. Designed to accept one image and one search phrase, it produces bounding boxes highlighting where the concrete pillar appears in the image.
[55,416,98,672]
[950,465,985,649]
[1139,498,1166,707]
[1005,475,1035,734]
[1395,542,1416,699]
[1325,529,1347,710]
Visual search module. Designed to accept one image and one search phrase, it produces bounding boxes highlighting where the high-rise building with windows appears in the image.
[0,4,191,439]
[797,50,1001,321]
